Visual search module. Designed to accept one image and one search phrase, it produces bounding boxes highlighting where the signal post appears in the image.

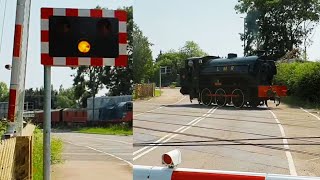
[40,7,128,179]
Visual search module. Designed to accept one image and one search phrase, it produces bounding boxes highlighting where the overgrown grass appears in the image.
[76,124,132,136]
[33,128,63,180]
[0,120,7,137]
[282,96,320,110]
[155,89,162,97]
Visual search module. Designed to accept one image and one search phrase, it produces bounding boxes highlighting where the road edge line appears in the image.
[64,140,133,167]
[300,107,320,120]
[269,110,297,176]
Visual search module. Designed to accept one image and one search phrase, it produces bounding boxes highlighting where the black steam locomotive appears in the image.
[179,53,287,108]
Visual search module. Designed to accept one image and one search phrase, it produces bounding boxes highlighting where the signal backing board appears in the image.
[41,8,128,67]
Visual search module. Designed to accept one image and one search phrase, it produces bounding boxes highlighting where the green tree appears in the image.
[154,41,208,86]
[0,82,9,102]
[24,86,58,109]
[235,0,320,59]
[73,66,105,107]
[103,6,134,96]
[56,85,77,108]
[179,41,208,59]
[132,23,154,83]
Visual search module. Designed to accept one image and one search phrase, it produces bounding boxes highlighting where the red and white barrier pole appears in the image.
[7,0,31,136]
[133,165,320,180]
[134,150,320,180]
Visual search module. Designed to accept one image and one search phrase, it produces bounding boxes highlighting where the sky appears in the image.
[1,0,320,89]
[134,0,320,61]
[0,0,133,91]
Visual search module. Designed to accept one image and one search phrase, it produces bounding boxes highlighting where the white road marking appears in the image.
[269,110,297,176]
[134,96,187,117]
[172,96,187,104]
[133,107,217,161]
[300,107,320,120]
[64,141,133,167]
[134,106,163,117]
[62,153,106,155]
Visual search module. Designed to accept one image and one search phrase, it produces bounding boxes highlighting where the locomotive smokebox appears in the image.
[227,53,237,59]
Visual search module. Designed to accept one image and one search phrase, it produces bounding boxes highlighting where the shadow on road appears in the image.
[165,104,269,111]
[165,104,212,109]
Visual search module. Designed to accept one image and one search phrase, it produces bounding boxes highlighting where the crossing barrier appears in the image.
[133,149,320,180]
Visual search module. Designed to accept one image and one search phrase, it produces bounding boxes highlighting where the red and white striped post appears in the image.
[7,0,31,136]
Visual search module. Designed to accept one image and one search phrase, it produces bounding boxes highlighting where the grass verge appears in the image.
[0,120,7,137]
[75,124,132,136]
[155,89,162,97]
[282,96,320,110]
[33,128,63,180]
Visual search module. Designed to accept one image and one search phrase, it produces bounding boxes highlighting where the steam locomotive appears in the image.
[179,53,287,108]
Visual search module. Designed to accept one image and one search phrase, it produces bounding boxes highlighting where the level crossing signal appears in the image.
[41,8,128,67]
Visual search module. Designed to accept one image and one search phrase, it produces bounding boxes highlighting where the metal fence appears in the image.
[0,102,8,119]
[0,102,36,120]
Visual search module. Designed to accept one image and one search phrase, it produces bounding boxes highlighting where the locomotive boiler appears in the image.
[179,53,287,108]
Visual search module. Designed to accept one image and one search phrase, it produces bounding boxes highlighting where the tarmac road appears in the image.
[52,132,132,180]
[133,88,320,177]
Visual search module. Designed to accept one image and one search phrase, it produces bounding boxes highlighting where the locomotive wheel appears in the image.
[231,89,244,108]
[201,88,212,106]
[215,88,226,107]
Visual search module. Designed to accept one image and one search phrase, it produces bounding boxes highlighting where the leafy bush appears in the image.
[275,62,320,103]
[169,82,177,88]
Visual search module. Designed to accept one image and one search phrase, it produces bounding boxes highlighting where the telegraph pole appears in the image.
[159,67,162,96]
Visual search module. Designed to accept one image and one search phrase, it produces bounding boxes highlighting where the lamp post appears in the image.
[240,17,246,56]
[159,66,166,96]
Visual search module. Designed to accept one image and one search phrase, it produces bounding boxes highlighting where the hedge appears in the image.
[274,61,320,103]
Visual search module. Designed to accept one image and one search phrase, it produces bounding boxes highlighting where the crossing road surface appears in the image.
[133,88,320,177]
[52,132,132,180]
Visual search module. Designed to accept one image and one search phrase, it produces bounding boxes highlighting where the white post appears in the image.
[159,67,162,96]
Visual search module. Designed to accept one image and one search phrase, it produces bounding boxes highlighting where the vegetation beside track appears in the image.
[155,89,162,97]
[275,61,320,109]
[75,124,132,136]
[0,120,7,137]
[281,96,320,110]
[33,128,63,180]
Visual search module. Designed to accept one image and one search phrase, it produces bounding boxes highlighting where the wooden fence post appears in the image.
[14,136,33,180]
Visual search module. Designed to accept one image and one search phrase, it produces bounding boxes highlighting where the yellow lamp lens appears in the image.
[78,41,91,53]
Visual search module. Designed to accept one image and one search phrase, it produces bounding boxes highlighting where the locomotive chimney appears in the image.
[227,53,237,59]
